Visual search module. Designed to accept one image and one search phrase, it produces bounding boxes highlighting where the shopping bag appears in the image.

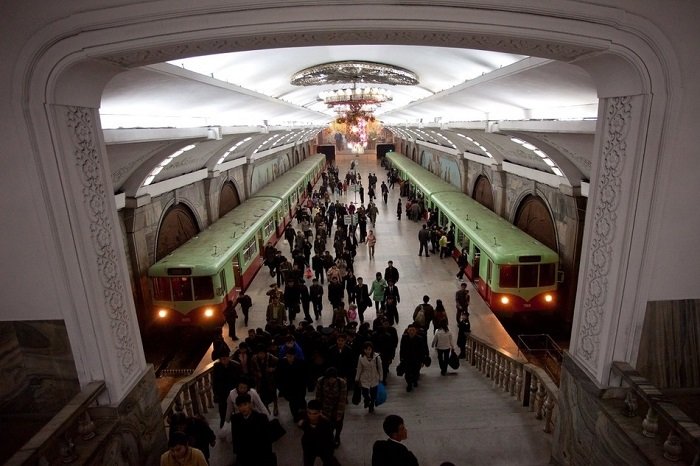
[375,382,387,406]
[352,385,362,405]
[423,355,432,367]
[448,350,460,370]
[396,361,405,377]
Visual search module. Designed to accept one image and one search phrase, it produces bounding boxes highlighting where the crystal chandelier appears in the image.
[318,86,392,110]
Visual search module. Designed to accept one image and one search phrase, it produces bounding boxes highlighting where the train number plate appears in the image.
[524,304,532,308]
[181,317,191,322]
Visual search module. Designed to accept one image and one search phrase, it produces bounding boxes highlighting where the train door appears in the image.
[232,256,242,291]
[473,245,481,282]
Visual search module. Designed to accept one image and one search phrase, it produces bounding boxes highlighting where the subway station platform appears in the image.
[201,152,551,466]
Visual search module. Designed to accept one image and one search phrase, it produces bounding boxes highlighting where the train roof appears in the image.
[432,191,558,264]
[386,152,460,196]
[148,196,280,277]
[252,154,325,200]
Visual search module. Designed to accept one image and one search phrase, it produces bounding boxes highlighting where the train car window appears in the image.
[263,218,276,239]
[193,276,214,300]
[242,238,258,266]
[171,276,193,301]
[520,264,539,288]
[219,270,227,294]
[499,265,518,288]
[152,277,171,301]
[539,263,556,286]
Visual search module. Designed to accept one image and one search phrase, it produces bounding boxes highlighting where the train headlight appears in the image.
[544,294,553,303]
[204,308,214,318]
[500,296,510,305]
[157,309,168,318]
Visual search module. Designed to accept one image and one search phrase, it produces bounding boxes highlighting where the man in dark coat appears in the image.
[383,281,401,326]
[212,352,241,428]
[384,260,400,284]
[300,399,337,465]
[399,324,429,392]
[230,393,275,466]
[276,348,308,422]
[372,414,419,466]
[354,277,371,323]
[418,225,431,257]
[310,278,324,320]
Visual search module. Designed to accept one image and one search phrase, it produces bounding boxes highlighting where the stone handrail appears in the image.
[7,381,107,465]
[465,333,559,433]
[161,361,216,424]
[611,361,700,464]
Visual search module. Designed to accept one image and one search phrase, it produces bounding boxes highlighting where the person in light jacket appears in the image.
[432,322,454,376]
[355,342,383,413]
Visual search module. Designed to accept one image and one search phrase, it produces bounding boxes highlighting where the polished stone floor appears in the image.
[202,151,551,466]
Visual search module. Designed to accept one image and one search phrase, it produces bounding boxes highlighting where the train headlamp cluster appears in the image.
[544,294,553,303]
[500,296,510,305]
[204,308,214,318]
[158,309,168,318]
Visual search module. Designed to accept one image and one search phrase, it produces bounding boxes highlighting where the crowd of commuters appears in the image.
[161,159,473,466]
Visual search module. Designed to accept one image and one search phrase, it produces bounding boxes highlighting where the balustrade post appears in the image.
[515,366,524,401]
[78,411,97,440]
[499,358,506,390]
[189,382,202,416]
[474,344,482,371]
[197,378,208,414]
[535,380,546,419]
[623,391,638,417]
[485,350,493,378]
[59,434,78,463]
[543,393,554,433]
[492,354,500,388]
[642,407,658,438]
[509,361,517,395]
[204,372,215,408]
[663,430,682,462]
[183,387,194,417]
[529,374,538,411]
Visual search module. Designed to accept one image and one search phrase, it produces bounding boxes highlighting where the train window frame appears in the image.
[487,259,492,284]
[193,276,215,300]
[539,263,556,286]
[519,264,539,288]
[152,277,171,301]
[171,276,193,301]
[499,264,518,288]
[219,269,227,295]
[263,217,276,239]
[241,237,259,267]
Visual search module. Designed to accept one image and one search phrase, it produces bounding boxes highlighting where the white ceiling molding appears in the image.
[416,140,461,156]
[135,168,208,198]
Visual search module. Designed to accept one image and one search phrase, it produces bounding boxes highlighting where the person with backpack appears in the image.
[412,295,434,333]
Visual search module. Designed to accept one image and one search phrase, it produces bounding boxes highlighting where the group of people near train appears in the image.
[162,161,474,465]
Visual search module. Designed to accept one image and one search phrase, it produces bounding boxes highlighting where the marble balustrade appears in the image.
[611,361,700,464]
[161,361,216,429]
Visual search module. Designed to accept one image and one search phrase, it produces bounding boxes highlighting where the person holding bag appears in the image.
[355,342,383,413]
[432,322,454,376]
[355,276,371,323]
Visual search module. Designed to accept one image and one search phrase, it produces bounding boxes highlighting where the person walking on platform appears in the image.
[359,184,365,204]
[230,394,276,466]
[381,181,389,204]
[455,282,470,321]
[310,278,324,320]
[432,321,454,376]
[412,295,435,333]
[315,367,348,447]
[399,324,429,392]
[367,202,379,226]
[418,224,431,257]
[456,247,468,280]
[396,198,402,220]
[366,230,377,259]
[355,277,371,323]
[212,351,241,429]
[384,281,400,326]
[370,272,387,314]
[233,291,253,327]
[384,260,400,284]
[223,298,239,340]
[300,399,338,466]
[355,342,383,413]
[371,415,419,466]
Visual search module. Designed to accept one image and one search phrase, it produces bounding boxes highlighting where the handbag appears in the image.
[268,418,286,442]
[396,361,405,377]
[375,382,387,406]
[352,384,362,405]
[423,355,432,367]
[448,350,460,370]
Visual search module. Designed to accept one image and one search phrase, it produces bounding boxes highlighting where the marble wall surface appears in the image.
[553,354,652,466]
[636,299,700,388]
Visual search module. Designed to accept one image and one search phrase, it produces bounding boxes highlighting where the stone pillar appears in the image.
[570,95,651,384]
[490,164,507,217]
[47,104,147,402]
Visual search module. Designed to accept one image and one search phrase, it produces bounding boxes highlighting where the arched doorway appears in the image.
[472,175,494,211]
[155,203,200,261]
[514,195,558,252]
[219,181,241,217]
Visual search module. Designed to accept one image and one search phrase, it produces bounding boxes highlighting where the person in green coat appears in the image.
[369,272,387,315]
